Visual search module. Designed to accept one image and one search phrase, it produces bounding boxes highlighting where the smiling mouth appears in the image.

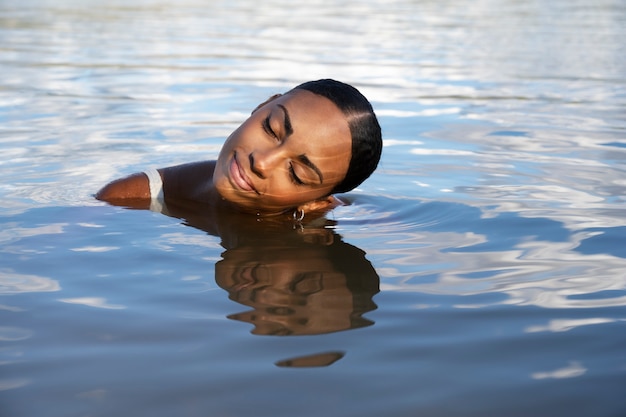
[230,152,258,193]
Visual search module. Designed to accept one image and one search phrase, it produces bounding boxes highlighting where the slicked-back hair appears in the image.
[293,79,382,194]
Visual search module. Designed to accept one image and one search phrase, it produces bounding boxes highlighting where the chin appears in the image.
[235,199,291,216]
[214,183,291,216]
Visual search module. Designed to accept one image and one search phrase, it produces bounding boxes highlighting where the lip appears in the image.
[229,152,257,193]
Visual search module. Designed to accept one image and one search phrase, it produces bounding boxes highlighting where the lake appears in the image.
[1,0,625,416]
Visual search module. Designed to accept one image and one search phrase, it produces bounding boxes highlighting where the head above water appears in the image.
[292,79,383,194]
[213,79,382,214]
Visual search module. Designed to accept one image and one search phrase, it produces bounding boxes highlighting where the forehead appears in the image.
[275,89,350,133]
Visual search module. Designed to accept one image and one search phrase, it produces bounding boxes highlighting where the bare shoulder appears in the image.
[160,161,216,202]
[95,172,150,202]
[96,160,214,206]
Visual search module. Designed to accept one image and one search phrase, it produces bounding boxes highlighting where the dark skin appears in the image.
[95,161,219,209]
[95,160,343,216]
[96,89,352,215]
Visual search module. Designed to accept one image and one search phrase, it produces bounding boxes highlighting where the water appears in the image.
[1,0,625,416]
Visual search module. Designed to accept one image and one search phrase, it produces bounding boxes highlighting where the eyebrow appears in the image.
[277,104,293,137]
[276,103,322,184]
[296,154,323,184]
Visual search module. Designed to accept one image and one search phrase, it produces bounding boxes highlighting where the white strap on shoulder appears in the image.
[144,168,165,213]
[144,168,164,200]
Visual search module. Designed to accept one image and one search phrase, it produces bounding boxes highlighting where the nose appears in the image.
[249,147,284,179]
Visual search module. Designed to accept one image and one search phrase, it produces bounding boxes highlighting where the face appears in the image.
[213,89,352,214]
[215,244,355,335]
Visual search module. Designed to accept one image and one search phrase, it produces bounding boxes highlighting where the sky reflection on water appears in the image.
[1,0,625,416]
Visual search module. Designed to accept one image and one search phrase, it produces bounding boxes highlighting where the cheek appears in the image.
[257,187,306,208]
[224,121,257,146]
[212,160,228,193]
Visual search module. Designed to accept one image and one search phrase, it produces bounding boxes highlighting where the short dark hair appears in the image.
[293,79,382,194]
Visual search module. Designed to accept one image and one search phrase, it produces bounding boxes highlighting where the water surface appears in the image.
[1,1,625,416]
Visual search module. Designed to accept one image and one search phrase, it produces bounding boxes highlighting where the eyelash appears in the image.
[263,115,304,186]
[262,116,278,140]
[289,164,304,185]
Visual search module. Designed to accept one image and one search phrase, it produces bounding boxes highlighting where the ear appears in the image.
[251,93,282,114]
[297,195,343,214]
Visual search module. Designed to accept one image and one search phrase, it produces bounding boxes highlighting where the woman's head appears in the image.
[292,79,382,194]
[213,79,381,214]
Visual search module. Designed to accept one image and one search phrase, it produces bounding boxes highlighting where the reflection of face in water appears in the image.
[215,232,379,336]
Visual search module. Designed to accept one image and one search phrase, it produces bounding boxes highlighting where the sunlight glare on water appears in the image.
[1,0,625,416]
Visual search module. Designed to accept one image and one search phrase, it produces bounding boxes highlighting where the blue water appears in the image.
[1,1,625,416]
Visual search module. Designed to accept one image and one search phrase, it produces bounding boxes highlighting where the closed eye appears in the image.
[262,115,278,140]
[289,163,305,185]
[289,164,304,185]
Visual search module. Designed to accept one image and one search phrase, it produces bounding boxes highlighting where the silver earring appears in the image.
[293,208,305,222]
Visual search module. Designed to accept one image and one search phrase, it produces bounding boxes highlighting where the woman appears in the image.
[96,79,382,218]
